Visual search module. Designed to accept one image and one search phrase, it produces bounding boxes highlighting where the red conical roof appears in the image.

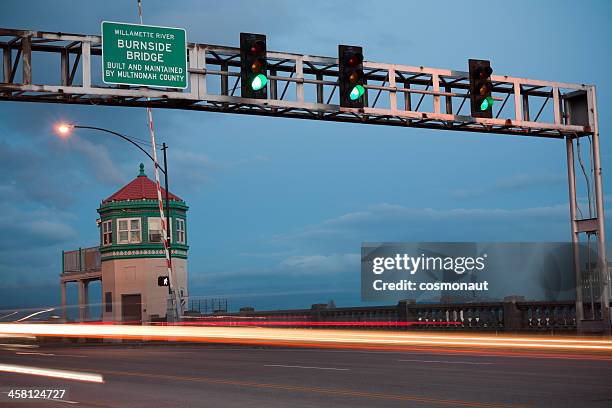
[102,163,182,204]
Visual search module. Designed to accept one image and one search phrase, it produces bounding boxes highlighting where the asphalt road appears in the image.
[1,343,611,408]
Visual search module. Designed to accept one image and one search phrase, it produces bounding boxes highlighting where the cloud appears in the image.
[67,136,126,186]
[449,172,566,199]
[0,203,77,247]
[279,253,360,275]
[0,140,74,207]
[494,173,565,190]
[168,148,270,193]
[271,202,572,248]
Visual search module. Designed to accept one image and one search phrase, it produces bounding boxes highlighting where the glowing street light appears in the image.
[54,122,74,138]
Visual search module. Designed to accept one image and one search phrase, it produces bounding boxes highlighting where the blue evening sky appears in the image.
[0,0,610,312]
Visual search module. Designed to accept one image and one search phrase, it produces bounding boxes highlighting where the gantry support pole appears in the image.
[566,136,584,330]
[589,86,611,332]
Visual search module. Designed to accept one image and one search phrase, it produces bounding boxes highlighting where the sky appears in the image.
[0,0,611,313]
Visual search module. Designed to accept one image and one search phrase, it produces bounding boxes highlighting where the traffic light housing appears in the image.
[469,59,494,118]
[158,276,169,287]
[240,32,268,99]
[339,45,365,108]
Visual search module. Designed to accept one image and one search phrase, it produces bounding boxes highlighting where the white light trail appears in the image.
[16,308,55,322]
[0,363,104,383]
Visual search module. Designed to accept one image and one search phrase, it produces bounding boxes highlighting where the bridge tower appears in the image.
[98,163,189,323]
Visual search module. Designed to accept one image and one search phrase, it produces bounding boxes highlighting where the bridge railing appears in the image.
[192,299,580,332]
[516,301,577,330]
[62,247,101,274]
[404,302,505,330]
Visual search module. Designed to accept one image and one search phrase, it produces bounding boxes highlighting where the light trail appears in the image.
[174,320,462,327]
[2,323,612,354]
[0,363,104,383]
[0,311,18,320]
[16,308,55,322]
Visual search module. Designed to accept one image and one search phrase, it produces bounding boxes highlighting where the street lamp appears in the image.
[53,122,178,318]
[55,123,73,137]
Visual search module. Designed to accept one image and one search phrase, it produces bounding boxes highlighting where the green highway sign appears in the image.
[101,21,188,89]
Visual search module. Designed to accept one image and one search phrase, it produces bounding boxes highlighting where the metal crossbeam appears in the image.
[0,28,594,138]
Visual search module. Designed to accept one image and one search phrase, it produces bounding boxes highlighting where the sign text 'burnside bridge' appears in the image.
[102,21,187,89]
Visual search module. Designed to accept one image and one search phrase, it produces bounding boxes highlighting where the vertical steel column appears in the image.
[61,49,69,86]
[21,35,31,85]
[197,46,207,97]
[220,62,228,96]
[295,57,304,102]
[60,282,67,322]
[81,42,90,88]
[566,136,584,328]
[432,74,440,114]
[513,82,522,121]
[388,68,397,111]
[444,85,452,114]
[522,90,530,121]
[78,280,85,322]
[316,73,323,104]
[404,81,411,111]
[83,281,89,321]
[2,45,11,83]
[589,86,610,330]
[270,68,278,113]
[188,45,199,98]
[316,72,324,118]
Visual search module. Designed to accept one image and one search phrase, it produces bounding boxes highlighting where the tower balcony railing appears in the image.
[62,246,101,275]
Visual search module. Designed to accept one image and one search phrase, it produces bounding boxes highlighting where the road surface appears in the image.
[1,342,612,407]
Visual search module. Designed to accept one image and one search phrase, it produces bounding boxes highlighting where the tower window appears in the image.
[101,220,112,246]
[148,217,165,243]
[176,218,186,244]
[117,218,141,244]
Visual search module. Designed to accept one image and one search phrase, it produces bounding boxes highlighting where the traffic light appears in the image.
[469,59,494,118]
[240,32,267,99]
[339,45,365,108]
[158,276,169,287]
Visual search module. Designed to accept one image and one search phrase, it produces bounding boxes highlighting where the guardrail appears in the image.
[186,298,581,332]
[62,247,100,274]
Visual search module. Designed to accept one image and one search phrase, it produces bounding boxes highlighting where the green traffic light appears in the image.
[251,74,268,91]
[349,84,365,101]
[479,96,494,111]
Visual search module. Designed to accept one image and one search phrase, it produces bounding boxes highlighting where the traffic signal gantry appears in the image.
[0,27,608,332]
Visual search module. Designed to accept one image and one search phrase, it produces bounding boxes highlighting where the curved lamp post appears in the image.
[54,122,176,316]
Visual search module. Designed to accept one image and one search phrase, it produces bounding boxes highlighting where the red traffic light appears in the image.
[477,66,493,79]
[249,40,265,54]
[347,53,363,67]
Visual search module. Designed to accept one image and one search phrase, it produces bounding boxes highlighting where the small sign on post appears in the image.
[158,276,169,287]
[101,21,188,89]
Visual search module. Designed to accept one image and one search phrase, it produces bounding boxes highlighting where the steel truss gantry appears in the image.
[0,28,608,331]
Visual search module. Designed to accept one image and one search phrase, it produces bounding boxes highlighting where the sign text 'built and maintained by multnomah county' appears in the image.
[101,21,188,89]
